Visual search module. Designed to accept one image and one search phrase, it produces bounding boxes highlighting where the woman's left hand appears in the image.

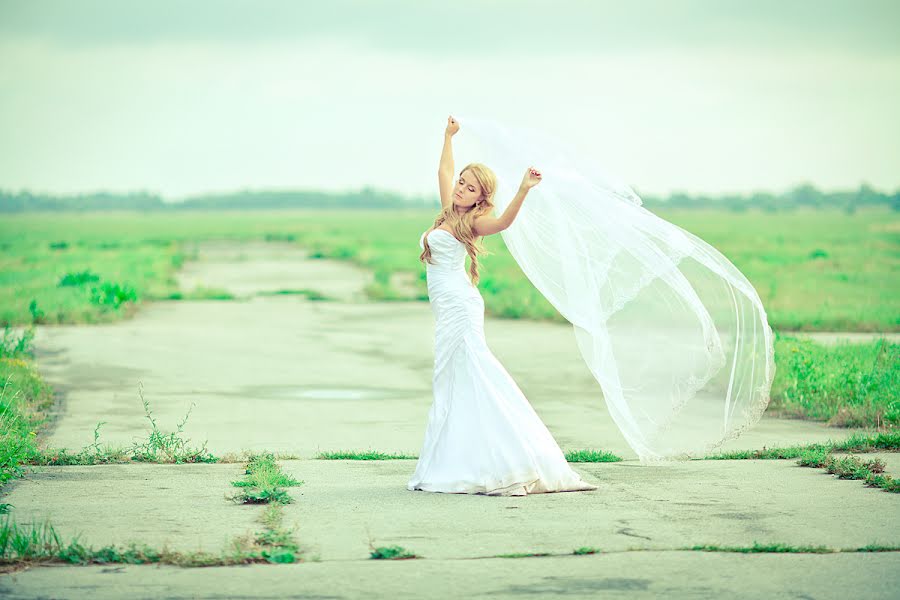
[521,166,542,190]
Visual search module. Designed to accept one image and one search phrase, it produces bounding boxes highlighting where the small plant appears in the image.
[0,378,40,488]
[690,542,835,554]
[0,511,304,567]
[365,527,418,560]
[315,449,418,460]
[0,325,35,359]
[27,300,45,324]
[369,545,417,560]
[705,431,899,493]
[31,383,218,467]
[58,270,101,287]
[130,382,216,464]
[229,453,303,505]
[89,281,138,310]
[228,504,303,564]
[565,449,624,463]
[796,447,830,467]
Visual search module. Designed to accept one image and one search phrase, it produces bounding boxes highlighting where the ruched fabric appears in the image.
[407,229,599,496]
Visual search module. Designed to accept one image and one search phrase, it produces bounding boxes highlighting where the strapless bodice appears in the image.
[419,229,468,273]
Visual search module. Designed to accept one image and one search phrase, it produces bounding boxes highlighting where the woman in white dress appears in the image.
[406,116,599,496]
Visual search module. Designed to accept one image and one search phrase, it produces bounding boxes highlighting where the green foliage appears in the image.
[27,300,44,324]
[229,453,303,505]
[34,383,218,466]
[0,511,304,566]
[706,430,900,461]
[705,431,899,493]
[564,449,623,462]
[689,542,835,553]
[89,281,137,310]
[58,270,100,287]
[771,335,899,427]
[128,383,217,464]
[369,544,417,560]
[1,208,897,330]
[0,357,52,489]
[0,325,34,359]
[315,449,418,460]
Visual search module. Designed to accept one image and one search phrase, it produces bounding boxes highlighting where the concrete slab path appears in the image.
[3,240,897,599]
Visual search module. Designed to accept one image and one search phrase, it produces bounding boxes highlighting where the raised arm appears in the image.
[473,166,542,236]
[438,116,459,209]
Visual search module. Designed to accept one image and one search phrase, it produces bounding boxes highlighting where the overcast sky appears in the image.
[1,0,898,200]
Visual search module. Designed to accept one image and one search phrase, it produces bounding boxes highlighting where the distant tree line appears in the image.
[1,182,897,213]
[638,183,899,213]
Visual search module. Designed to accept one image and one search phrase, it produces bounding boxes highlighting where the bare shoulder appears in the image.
[472,213,506,237]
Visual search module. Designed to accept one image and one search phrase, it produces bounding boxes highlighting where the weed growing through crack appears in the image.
[130,381,216,463]
[315,450,418,460]
[0,509,307,569]
[703,430,899,493]
[365,527,418,560]
[564,449,624,462]
[229,453,303,505]
[32,381,218,466]
[488,544,900,560]
[798,450,898,492]
[368,544,417,560]
[689,542,835,554]
[494,551,552,558]
[228,504,304,564]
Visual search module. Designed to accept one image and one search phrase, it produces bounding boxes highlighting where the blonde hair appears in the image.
[419,162,497,286]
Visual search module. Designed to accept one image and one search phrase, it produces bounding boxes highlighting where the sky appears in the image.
[1,0,898,201]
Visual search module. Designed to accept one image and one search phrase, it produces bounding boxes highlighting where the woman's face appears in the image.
[453,169,483,209]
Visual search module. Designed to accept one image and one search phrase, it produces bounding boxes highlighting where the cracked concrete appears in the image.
[3,239,897,599]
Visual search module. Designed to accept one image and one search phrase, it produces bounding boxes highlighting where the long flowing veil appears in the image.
[453,114,776,464]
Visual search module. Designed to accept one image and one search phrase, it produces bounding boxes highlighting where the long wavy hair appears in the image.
[419,162,497,286]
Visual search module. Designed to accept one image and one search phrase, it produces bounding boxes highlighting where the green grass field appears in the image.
[1,207,897,331]
[1,207,898,491]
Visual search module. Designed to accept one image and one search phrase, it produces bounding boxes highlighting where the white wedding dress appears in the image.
[407,228,599,496]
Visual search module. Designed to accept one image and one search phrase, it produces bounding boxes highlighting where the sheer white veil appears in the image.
[453,114,776,464]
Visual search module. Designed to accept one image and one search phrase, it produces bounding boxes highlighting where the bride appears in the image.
[406,116,600,496]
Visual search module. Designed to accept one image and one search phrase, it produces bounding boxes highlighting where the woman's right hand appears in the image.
[445,115,460,137]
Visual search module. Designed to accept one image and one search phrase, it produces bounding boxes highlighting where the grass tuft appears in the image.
[494,551,553,558]
[315,450,418,460]
[0,506,306,568]
[229,453,303,505]
[565,449,624,463]
[31,382,218,466]
[703,431,899,493]
[369,545,418,560]
[689,542,835,554]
